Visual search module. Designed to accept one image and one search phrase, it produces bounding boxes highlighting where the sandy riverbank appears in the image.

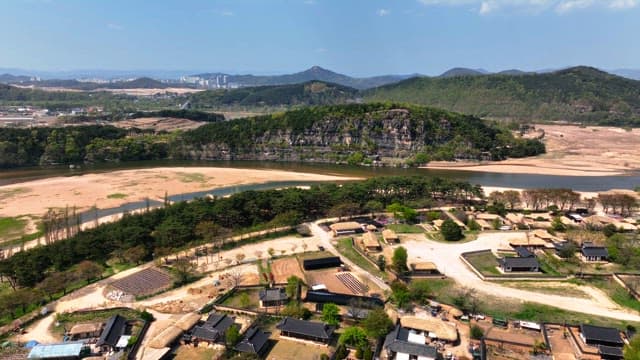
[0,167,359,218]
[425,124,640,176]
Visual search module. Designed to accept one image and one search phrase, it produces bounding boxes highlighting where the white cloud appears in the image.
[609,0,637,8]
[220,10,234,16]
[304,0,316,4]
[417,0,637,14]
[315,47,328,53]
[555,0,592,12]
[377,8,390,16]
[106,23,123,30]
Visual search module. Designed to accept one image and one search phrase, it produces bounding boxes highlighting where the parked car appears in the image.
[318,245,325,251]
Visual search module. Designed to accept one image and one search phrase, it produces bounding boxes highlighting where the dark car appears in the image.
[318,245,325,251]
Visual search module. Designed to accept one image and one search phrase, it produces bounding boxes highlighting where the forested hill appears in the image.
[0,104,544,168]
[188,81,357,109]
[176,103,544,165]
[363,66,640,124]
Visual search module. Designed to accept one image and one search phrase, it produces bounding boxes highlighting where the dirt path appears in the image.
[399,232,640,322]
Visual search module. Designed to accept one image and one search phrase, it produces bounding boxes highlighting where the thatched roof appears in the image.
[362,232,380,248]
[382,229,398,241]
[411,262,437,271]
[68,322,102,335]
[400,316,458,342]
[174,313,201,332]
[531,229,553,240]
[329,222,362,231]
[509,237,547,247]
[148,325,183,349]
[475,213,501,221]
[448,308,463,318]
[505,213,523,224]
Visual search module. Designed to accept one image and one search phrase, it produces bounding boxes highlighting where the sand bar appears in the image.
[0,167,359,218]
[424,124,640,176]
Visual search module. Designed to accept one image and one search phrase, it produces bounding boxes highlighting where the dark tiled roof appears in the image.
[383,325,438,359]
[206,313,235,332]
[513,246,534,258]
[581,324,623,346]
[276,317,335,340]
[234,327,269,354]
[192,326,220,342]
[582,247,609,257]
[192,314,235,342]
[599,345,624,358]
[97,315,126,347]
[259,288,288,302]
[303,257,342,270]
[499,257,539,269]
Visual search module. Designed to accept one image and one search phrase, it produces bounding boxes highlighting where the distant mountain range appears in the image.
[193,66,417,90]
[1,65,640,90]
[364,66,640,123]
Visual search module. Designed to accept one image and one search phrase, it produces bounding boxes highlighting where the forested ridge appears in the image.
[0,103,544,168]
[363,67,640,125]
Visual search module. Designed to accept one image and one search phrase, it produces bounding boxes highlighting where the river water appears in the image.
[1,160,638,191]
[1,159,638,224]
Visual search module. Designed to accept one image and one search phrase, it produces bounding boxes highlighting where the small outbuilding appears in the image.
[329,222,363,236]
[581,242,609,262]
[382,229,399,244]
[362,232,381,251]
[410,262,440,275]
[499,257,540,273]
[259,288,289,308]
[303,256,342,271]
[97,315,127,353]
[28,343,88,360]
[580,324,624,348]
[67,323,103,340]
[234,327,270,356]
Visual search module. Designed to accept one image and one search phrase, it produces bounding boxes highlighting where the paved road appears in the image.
[399,231,640,322]
[309,221,390,292]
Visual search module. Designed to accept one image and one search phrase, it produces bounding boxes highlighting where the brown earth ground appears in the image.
[0,167,358,219]
[111,117,206,132]
[426,124,640,176]
[271,257,306,284]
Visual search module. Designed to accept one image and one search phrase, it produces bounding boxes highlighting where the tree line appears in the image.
[0,176,478,320]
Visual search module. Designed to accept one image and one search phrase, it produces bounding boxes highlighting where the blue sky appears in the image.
[0,0,638,76]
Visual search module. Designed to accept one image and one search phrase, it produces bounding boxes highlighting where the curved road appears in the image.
[399,231,640,322]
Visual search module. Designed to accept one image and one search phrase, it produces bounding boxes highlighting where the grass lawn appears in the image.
[106,193,128,199]
[571,277,640,312]
[500,281,590,298]
[424,278,639,329]
[221,289,261,309]
[174,346,222,360]
[335,238,385,278]
[268,338,330,359]
[386,224,424,234]
[0,216,28,240]
[464,251,501,275]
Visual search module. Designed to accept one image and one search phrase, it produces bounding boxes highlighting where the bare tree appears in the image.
[229,269,243,287]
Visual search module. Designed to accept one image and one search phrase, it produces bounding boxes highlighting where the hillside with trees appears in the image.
[0,104,544,168]
[176,103,545,165]
[187,81,357,109]
[363,67,640,125]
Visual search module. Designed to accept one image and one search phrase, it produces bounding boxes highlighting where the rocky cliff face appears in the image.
[182,109,437,162]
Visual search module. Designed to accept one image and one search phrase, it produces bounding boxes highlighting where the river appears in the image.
[1,160,639,191]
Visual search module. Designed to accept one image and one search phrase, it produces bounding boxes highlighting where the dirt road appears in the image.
[399,232,640,322]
